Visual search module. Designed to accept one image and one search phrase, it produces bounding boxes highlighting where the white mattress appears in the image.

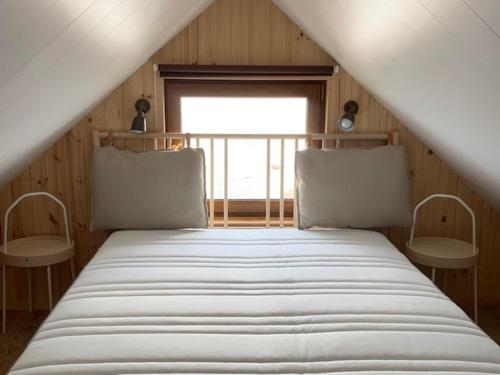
[10,229,500,374]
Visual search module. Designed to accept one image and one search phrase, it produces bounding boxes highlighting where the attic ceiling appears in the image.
[0,0,212,190]
[2,0,500,211]
[274,0,500,209]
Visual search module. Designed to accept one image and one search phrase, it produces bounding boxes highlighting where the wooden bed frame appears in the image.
[92,130,398,228]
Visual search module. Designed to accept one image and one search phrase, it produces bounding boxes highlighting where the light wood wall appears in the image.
[1,0,499,312]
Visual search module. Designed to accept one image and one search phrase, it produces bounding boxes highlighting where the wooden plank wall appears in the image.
[0,0,499,312]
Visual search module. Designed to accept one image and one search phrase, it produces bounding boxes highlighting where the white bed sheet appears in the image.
[9,229,500,374]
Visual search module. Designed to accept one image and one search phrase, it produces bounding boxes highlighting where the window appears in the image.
[181,97,306,199]
[165,80,326,222]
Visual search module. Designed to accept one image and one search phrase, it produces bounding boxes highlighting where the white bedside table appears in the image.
[405,194,478,323]
[1,192,75,333]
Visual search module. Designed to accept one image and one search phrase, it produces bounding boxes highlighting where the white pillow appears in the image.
[91,146,207,230]
[295,145,412,229]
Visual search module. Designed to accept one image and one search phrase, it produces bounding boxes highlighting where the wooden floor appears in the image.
[0,311,48,375]
[1,307,500,374]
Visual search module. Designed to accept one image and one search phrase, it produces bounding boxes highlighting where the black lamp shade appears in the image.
[130,98,150,133]
[131,115,146,133]
[338,100,359,132]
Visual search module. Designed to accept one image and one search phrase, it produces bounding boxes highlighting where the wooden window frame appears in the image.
[164,79,327,218]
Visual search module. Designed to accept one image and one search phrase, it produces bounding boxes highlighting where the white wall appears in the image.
[0,0,212,189]
[275,0,500,209]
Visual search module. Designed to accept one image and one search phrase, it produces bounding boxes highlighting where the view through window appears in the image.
[181,97,308,200]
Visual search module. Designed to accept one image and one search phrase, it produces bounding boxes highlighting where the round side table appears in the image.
[405,194,478,323]
[1,192,75,333]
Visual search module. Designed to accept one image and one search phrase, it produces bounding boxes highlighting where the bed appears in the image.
[9,228,500,374]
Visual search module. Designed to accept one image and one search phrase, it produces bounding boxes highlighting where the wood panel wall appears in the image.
[1,0,499,313]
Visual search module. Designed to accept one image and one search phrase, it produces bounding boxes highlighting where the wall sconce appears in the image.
[337,100,359,132]
[130,98,151,133]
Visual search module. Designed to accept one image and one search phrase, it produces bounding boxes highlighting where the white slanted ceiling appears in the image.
[0,0,212,189]
[273,0,500,209]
